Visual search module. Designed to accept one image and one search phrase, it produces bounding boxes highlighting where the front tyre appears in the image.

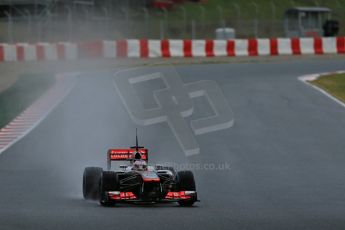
[177,171,197,207]
[83,167,103,200]
[99,171,119,207]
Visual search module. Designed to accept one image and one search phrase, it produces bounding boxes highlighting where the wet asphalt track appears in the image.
[1,59,345,230]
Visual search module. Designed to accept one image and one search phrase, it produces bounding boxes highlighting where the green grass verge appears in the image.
[309,73,345,103]
[0,73,55,129]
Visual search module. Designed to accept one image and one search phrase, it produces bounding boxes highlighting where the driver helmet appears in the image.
[133,160,147,171]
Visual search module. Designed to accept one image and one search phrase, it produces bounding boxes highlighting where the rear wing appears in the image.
[107,148,148,170]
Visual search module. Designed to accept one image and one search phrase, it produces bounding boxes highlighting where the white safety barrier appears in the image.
[0,37,344,62]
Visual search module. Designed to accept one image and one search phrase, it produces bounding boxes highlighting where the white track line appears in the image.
[298,71,345,109]
[0,72,79,155]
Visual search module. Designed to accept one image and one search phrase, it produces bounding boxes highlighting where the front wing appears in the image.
[105,190,198,203]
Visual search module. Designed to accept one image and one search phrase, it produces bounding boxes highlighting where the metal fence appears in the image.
[0,2,344,43]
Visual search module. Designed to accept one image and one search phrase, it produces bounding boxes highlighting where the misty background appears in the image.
[0,0,344,43]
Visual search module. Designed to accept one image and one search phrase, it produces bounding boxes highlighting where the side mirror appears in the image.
[155,164,163,170]
[119,165,127,171]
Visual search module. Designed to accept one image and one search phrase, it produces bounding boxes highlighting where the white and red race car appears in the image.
[83,133,198,207]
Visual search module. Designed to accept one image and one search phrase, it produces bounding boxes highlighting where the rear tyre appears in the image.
[99,171,119,206]
[177,171,197,207]
[83,167,103,200]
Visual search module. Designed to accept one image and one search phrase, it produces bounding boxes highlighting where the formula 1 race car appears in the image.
[82,132,198,207]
